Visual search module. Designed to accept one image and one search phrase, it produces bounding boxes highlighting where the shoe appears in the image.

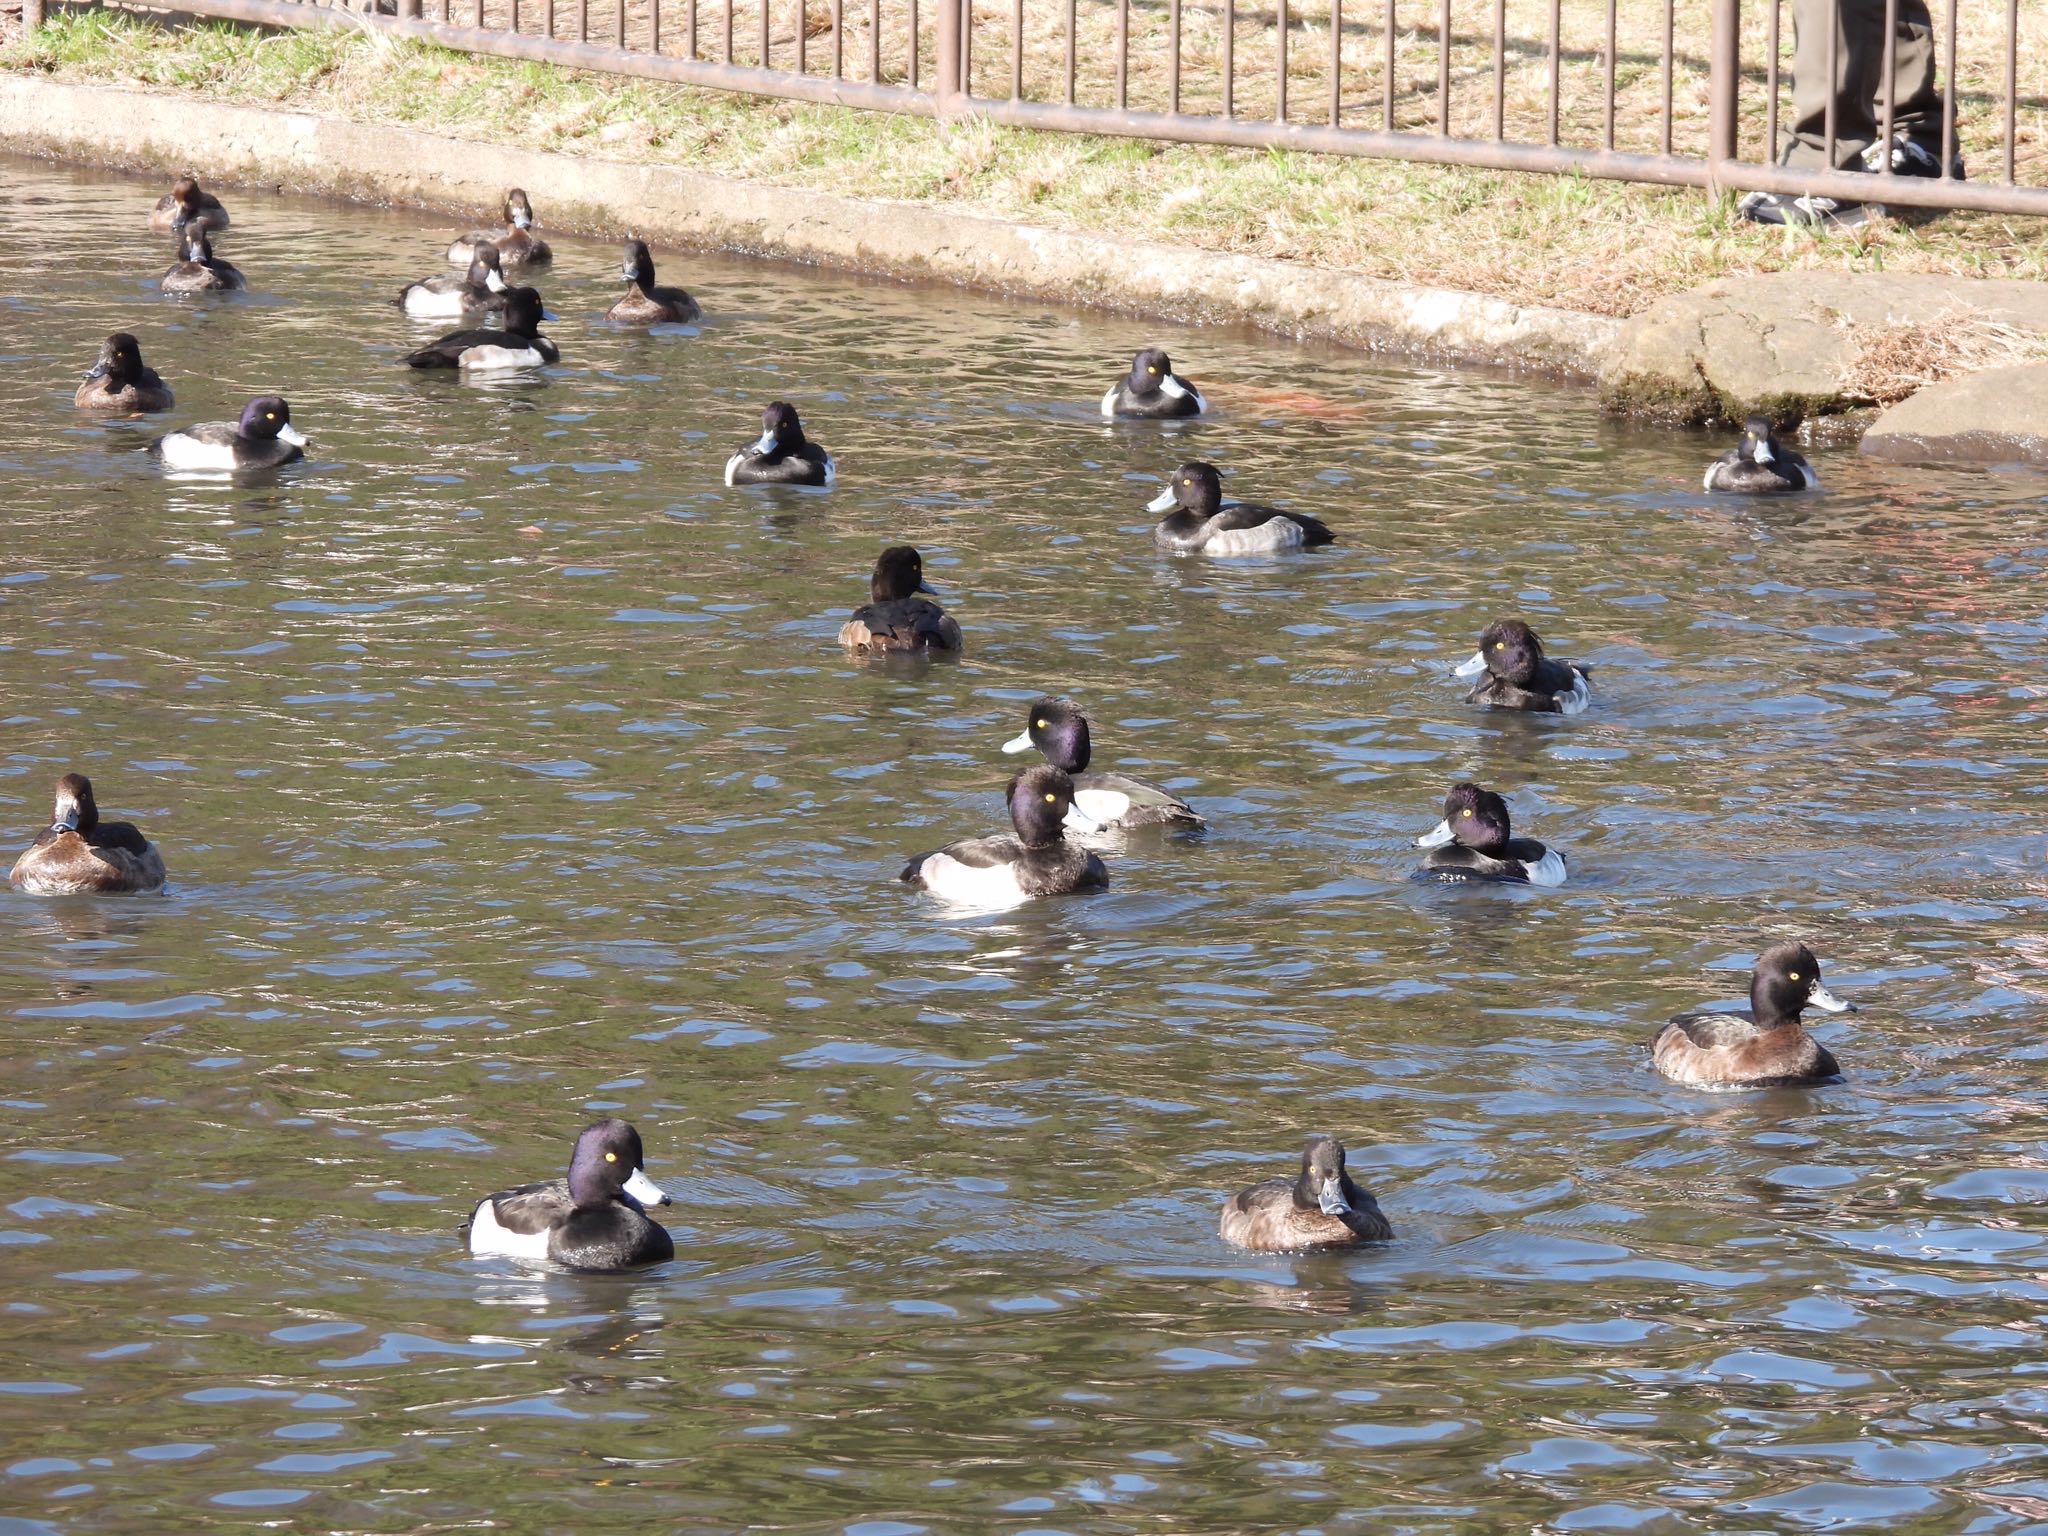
[1863,132,1964,180]
[1737,188,1883,229]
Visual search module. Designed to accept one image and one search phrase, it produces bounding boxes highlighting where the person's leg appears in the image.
[1784,0,1885,169]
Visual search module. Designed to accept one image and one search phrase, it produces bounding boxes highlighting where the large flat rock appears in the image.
[1600,272,2048,424]
[1860,362,2048,464]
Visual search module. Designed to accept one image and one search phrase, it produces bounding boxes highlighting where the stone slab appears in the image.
[1599,271,2048,425]
[1860,361,2048,465]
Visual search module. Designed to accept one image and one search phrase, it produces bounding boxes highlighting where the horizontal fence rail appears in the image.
[62,0,2048,214]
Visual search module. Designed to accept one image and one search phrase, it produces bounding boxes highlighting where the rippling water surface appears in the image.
[5,156,2048,1534]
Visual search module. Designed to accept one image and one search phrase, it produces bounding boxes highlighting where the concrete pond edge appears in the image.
[0,74,1619,380]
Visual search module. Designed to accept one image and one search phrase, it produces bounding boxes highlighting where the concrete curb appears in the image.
[0,74,1618,379]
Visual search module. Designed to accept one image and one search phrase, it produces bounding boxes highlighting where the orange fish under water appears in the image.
[1210,384,1372,420]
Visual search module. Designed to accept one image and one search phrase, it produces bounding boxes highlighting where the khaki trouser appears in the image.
[1785,0,1945,169]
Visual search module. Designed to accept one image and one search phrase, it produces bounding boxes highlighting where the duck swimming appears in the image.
[1651,941,1853,1089]
[1218,1135,1391,1252]
[605,239,701,324]
[75,332,174,414]
[1102,346,1206,419]
[149,394,307,472]
[399,243,511,321]
[1001,696,1202,830]
[10,773,167,895]
[1454,618,1590,715]
[160,219,244,294]
[899,765,1108,908]
[725,402,833,487]
[1413,782,1566,886]
[402,287,558,371]
[838,545,961,654]
[1703,415,1818,494]
[446,189,552,269]
[1148,461,1335,555]
[466,1118,675,1270]
[147,173,229,234]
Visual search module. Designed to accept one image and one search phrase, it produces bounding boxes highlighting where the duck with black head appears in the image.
[838,546,962,654]
[75,332,174,415]
[467,1118,675,1271]
[147,173,229,234]
[1651,942,1854,1089]
[399,243,511,321]
[149,395,307,472]
[900,765,1109,908]
[1219,1136,1392,1252]
[1001,696,1202,830]
[403,287,558,372]
[1704,415,1818,494]
[606,239,701,325]
[1148,460,1335,556]
[446,189,552,269]
[1102,346,1207,418]
[10,774,167,895]
[160,219,244,294]
[725,402,833,487]
[1454,618,1590,715]
[1413,782,1566,886]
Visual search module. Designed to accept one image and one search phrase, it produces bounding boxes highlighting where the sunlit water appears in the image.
[5,155,2048,1534]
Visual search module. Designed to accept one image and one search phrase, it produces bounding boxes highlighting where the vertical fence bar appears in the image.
[1822,0,1837,165]
[686,0,696,58]
[869,0,879,79]
[1603,0,1616,147]
[1709,0,1738,164]
[652,0,660,51]
[832,0,843,74]
[1010,0,1021,97]
[616,0,624,51]
[1436,0,1449,135]
[2004,0,2018,182]
[1939,0,1955,176]
[1171,0,1182,113]
[1764,0,1780,159]
[511,0,520,38]
[1381,0,1393,127]
[541,0,551,37]
[1116,0,1128,110]
[1277,0,1288,121]
[1328,0,1340,124]
[442,0,450,24]
[1063,0,1074,102]
[1877,0,1896,172]
[1658,0,1672,154]
[474,0,482,30]
[1548,0,1561,144]
[1491,0,1504,140]
[962,0,972,94]
[909,0,917,87]
[760,0,768,64]
[798,0,807,69]
[936,0,960,96]
[1224,0,1236,117]
[722,0,732,58]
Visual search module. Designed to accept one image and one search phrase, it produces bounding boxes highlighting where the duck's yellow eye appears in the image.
[1147,365,1159,374]
[1493,641,1505,650]
[1034,719,1047,729]
[1460,807,1474,818]
[604,1151,617,1162]
[1044,792,1057,803]
[1788,971,1801,981]
[266,413,276,421]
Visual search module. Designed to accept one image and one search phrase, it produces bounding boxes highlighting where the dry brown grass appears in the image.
[1845,306,2048,404]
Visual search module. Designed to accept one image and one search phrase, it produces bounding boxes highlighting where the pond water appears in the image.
[4,155,2048,1535]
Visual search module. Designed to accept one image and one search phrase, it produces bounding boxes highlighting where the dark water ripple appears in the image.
[3,157,2048,1532]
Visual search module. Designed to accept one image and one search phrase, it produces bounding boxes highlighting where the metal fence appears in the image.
[54,0,2048,214]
